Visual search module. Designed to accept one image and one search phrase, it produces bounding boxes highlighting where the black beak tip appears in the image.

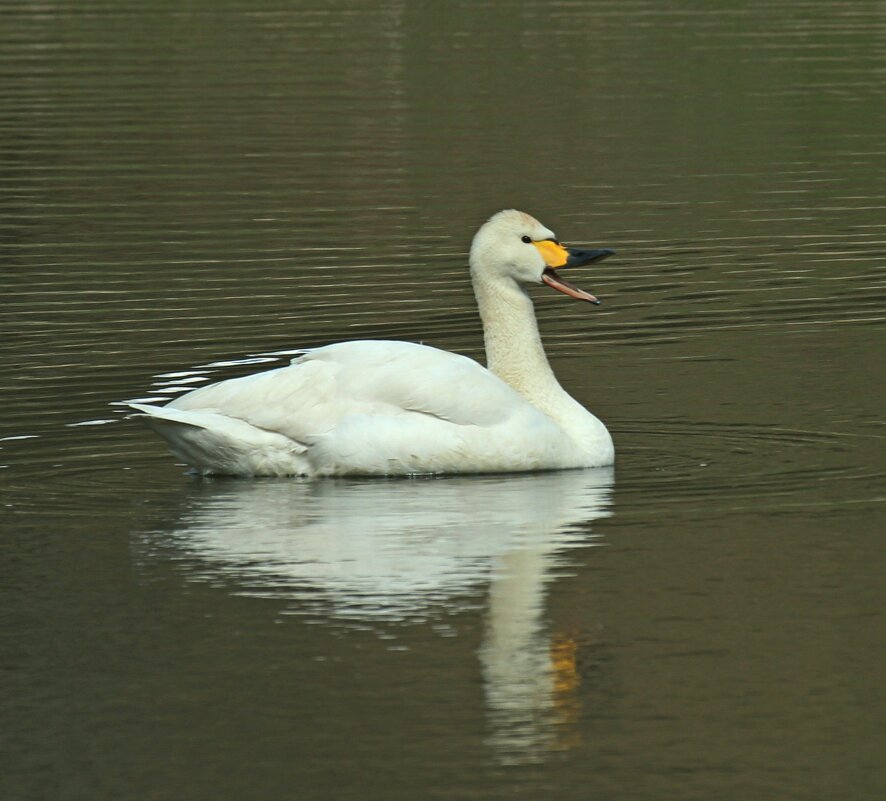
[566,247,616,268]
[589,248,615,262]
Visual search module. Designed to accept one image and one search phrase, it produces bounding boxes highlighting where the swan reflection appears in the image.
[152,468,614,762]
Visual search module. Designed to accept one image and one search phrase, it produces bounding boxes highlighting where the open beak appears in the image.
[533,240,614,304]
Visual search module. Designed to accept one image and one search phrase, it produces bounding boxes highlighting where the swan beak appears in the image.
[534,241,615,305]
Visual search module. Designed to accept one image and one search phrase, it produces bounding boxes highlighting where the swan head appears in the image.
[469,209,614,304]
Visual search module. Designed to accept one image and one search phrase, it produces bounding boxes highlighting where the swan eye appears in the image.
[521,235,532,244]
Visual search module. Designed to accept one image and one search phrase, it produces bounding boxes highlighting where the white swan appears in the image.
[129,209,616,476]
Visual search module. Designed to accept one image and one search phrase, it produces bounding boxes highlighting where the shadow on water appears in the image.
[137,467,614,764]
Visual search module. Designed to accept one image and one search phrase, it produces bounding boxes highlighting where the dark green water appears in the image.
[2,2,884,799]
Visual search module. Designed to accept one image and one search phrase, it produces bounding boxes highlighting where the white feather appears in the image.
[130,210,615,476]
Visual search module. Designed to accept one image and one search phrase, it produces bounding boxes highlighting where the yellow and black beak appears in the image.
[532,240,615,304]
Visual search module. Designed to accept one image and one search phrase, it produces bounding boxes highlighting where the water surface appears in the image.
[2,2,884,800]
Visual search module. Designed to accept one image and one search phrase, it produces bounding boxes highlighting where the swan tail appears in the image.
[128,402,208,429]
[127,403,312,477]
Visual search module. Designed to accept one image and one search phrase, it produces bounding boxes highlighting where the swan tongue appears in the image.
[542,268,601,304]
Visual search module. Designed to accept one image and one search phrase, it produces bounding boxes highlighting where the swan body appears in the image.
[131,210,615,476]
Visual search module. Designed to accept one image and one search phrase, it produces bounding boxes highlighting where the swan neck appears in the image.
[471,268,613,466]
[472,273,560,400]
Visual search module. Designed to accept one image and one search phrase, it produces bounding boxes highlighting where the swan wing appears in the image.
[170,340,520,431]
[141,340,562,475]
[296,340,520,426]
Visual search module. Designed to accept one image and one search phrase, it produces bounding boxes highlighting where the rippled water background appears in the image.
[2,1,884,799]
